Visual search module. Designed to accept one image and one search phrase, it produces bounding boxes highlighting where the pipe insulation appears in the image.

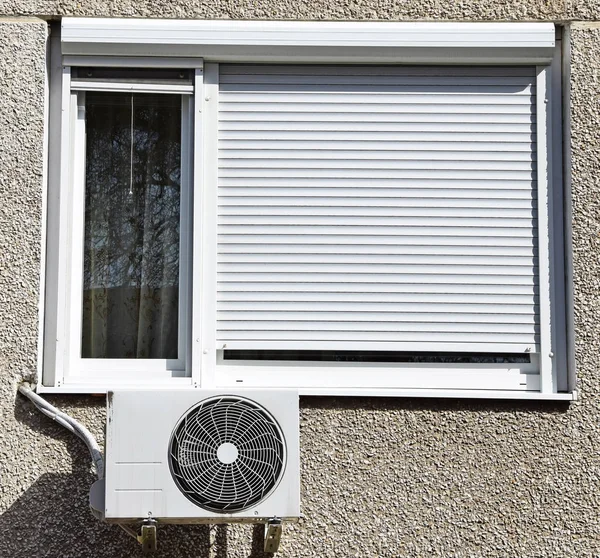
[18,383,105,480]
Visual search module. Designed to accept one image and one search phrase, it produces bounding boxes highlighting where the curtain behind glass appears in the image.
[82,92,181,359]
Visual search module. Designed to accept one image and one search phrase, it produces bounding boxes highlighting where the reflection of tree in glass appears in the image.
[82,93,181,359]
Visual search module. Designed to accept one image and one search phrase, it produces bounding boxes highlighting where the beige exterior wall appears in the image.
[0,4,599,557]
[0,0,568,21]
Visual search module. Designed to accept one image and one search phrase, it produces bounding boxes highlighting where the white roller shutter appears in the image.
[217,65,538,355]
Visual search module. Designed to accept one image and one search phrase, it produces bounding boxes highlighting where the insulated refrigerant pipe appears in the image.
[18,385,146,545]
[18,383,105,480]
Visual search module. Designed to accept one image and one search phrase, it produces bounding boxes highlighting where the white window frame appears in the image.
[43,56,200,390]
[38,19,574,400]
[66,89,192,382]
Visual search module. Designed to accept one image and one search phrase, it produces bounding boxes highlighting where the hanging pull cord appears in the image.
[130,94,134,195]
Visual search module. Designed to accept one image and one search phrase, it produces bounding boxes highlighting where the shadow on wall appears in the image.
[299,394,571,415]
[4,391,570,558]
[0,452,271,558]
[2,398,272,558]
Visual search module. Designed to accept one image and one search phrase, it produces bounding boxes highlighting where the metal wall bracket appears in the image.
[264,518,283,553]
[137,519,158,553]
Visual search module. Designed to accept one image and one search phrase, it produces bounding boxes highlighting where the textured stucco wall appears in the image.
[0,0,568,21]
[1,8,600,558]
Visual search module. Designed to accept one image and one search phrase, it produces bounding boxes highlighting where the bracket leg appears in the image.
[264,518,283,553]
[137,519,158,553]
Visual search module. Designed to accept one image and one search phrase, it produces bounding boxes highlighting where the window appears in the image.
[40,19,573,399]
[81,92,182,362]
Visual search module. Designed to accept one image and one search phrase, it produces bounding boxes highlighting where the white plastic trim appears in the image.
[37,377,195,393]
[37,27,51,387]
[35,384,576,401]
[63,55,205,68]
[198,63,219,388]
[536,65,554,394]
[216,363,538,391]
[61,19,556,64]
[191,66,205,389]
[70,80,194,94]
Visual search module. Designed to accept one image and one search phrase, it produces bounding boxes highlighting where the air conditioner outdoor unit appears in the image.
[92,389,299,546]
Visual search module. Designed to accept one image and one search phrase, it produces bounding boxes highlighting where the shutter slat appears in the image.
[221,124,535,134]
[220,122,535,133]
[218,292,536,304]
[218,318,537,330]
[217,330,539,344]
[220,149,536,161]
[219,244,535,256]
[220,131,534,143]
[219,93,533,104]
[220,235,534,246]
[220,140,535,151]
[217,64,538,354]
[218,264,536,276]
[219,181,537,191]
[219,215,535,227]
[220,199,537,210]
[220,187,535,199]
[218,273,536,285]
[220,159,535,171]
[217,282,537,295]
[220,112,536,124]
[220,103,534,114]
[219,206,535,217]
[219,76,534,86]
[219,226,535,237]
[218,305,537,317]
[218,253,534,266]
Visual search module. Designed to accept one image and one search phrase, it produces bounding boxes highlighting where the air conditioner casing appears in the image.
[103,389,300,523]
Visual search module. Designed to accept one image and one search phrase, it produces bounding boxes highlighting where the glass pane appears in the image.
[82,92,181,359]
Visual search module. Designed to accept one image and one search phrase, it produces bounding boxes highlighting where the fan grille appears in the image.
[168,395,286,513]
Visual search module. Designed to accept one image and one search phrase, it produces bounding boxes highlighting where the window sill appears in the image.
[35,382,577,401]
